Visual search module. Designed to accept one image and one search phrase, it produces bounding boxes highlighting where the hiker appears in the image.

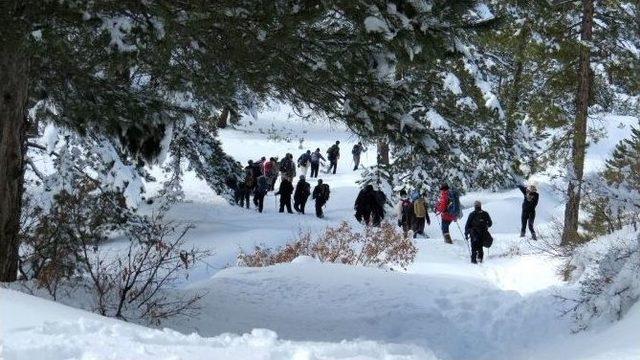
[293,175,311,214]
[297,150,312,177]
[253,174,270,213]
[225,175,243,206]
[263,157,273,178]
[371,188,387,226]
[267,157,279,191]
[354,184,376,225]
[275,176,294,213]
[435,183,460,244]
[465,200,493,264]
[413,192,431,238]
[309,148,325,178]
[279,153,296,182]
[397,190,414,238]
[351,142,365,171]
[312,179,330,218]
[253,157,266,178]
[326,141,340,174]
[518,183,539,240]
[241,162,256,209]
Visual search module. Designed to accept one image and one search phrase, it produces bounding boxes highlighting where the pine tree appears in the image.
[1,1,491,281]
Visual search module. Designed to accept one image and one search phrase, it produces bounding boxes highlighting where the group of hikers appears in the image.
[225,140,369,218]
[227,140,541,265]
[358,181,539,264]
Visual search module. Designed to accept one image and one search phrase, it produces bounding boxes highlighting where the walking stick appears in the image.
[455,221,472,257]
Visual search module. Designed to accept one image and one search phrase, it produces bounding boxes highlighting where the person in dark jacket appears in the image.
[371,189,387,226]
[280,153,296,181]
[397,190,414,238]
[297,150,312,177]
[465,201,493,264]
[225,175,242,206]
[309,148,325,178]
[275,177,294,213]
[253,175,270,213]
[312,179,330,218]
[293,175,311,214]
[326,141,340,174]
[354,184,375,225]
[518,184,539,240]
[241,162,256,209]
[351,142,365,171]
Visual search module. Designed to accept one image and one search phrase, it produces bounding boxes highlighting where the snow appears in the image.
[364,16,390,34]
[5,105,640,359]
[442,72,462,95]
[1,289,433,360]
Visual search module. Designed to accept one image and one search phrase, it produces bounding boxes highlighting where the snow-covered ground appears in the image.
[2,107,639,360]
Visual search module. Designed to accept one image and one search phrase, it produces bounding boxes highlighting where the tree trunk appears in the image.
[377,138,389,165]
[0,3,29,281]
[505,19,530,174]
[561,0,594,246]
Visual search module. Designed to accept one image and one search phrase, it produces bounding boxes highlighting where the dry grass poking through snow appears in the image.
[237,221,417,270]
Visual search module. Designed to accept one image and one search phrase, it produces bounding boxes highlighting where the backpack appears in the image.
[447,189,463,220]
[280,158,292,173]
[311,152,320,162]
[401,199,413,224]
[351,145,360,156]
[256,176,269,195]
[298,154,309,167]
[303,182,311,195]
[321,184,330,200]
[470,211,489,232]
[244,169,255,188]
[327,145,338,160]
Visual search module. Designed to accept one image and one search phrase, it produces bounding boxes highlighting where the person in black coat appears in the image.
[293,175,311,214]
[354,185,375,225]
[518,184,539,240]
[253,175,270,213]
[312,179,330,218]
[465,201,493,264]
[326,141,340,174]
[371,189,387,226]
[275,177,294,213]
[309,148,325,178]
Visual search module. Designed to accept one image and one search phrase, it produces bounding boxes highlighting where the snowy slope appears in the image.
[1,288,433,360]
[3,106,639,360]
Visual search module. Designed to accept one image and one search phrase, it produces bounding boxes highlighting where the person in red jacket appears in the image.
[435,183,455,244]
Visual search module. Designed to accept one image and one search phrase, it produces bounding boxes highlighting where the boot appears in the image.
[444,233,453,244]
[531,231,537,241]
[520,230,525,238]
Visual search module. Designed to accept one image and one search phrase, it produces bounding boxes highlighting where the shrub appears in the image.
[18,183,207,325]
[561,233,640,331]
[237,221,417,270]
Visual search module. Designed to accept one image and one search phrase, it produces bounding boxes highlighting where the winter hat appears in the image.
[336,141,340,145]
[300,175,306,180]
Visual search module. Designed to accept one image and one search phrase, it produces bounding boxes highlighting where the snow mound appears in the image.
[1,289,434,360]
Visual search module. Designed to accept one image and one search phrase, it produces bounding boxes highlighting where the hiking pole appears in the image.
[455,221,472,257]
